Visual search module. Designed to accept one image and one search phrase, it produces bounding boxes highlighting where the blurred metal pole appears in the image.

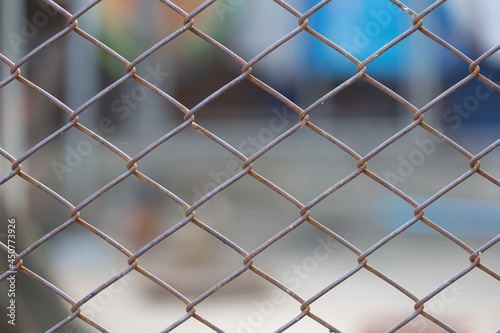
[63,0,101,196]
[137,1,167,136]
[1,0,28,215]
[404,36,442,128]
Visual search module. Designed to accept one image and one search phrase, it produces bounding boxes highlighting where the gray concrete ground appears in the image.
[36,119,500,332]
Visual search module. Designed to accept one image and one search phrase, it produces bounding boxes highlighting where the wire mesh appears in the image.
[1,0,499,332]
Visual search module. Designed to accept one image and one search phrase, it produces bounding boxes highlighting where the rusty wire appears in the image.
[1,0,500,332]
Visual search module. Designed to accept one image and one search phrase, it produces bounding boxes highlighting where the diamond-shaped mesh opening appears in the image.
[330,79,404,119]
[90,0,189,57]
[370,127,473,193]
[363,34,467,107]
[81,81,182,156]
[80,270,173,332]
[21,31,124,106]
[311,267,417,332]
[438,79,500,137]
[311,172,402,248]
[183,76,277,124]
[247,31,337,101]
[136,221,244,299]
[422,194,500,240]
[131,124,248,201]
[309,0,412,60]
[82,174,183,248]
[253,223,358,296]
[211,0,299,60]
[192,176,299,250]
[365,228,472,295]
[0,80,65,157]
[44,222,133,298]
[249,125,354,203]
[43,127,129,204]
[131,32,245,110]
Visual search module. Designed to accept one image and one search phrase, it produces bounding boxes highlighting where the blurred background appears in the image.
[0,0,499,332]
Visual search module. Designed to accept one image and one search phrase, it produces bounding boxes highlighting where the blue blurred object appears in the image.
[376,195,500,238]
[442,63,500,127]
[305,0,468,80]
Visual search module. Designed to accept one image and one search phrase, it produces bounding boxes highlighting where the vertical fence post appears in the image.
[0,0,28,215]
[405,36,442,128]
[62,0,101,196]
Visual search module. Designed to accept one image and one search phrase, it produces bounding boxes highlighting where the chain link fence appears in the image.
[1,0,499,332]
